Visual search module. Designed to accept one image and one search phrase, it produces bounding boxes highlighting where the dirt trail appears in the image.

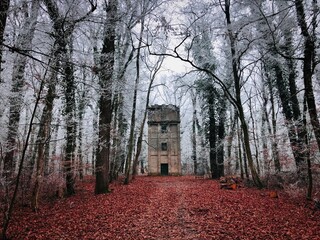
[137,178,199,239]
[135,177,238,239]
[6,176,320,239]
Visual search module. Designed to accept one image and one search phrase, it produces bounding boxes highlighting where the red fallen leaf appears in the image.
[4,176,320,239]
[269,191,278,198]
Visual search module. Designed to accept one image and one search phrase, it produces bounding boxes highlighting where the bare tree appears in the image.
[294,0,319,198]
[42,0,96,196]
[123,0,166,183]
[294,0,320,152]
[3,0,40,180]
[2,61,47,240]
[191,89,197,175]
[124,19,144,184]
[0,0,10,82]
[220,0,262,187]
[95,0,117,194]
[31,48,58,211]
[132,55,165,179]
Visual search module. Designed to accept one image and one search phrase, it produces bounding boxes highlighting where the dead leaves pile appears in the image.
[4,176,320,239]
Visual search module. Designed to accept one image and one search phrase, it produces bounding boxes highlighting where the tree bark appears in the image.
[3,0,39,179]
[294,0,320,152]
[124,19,144,184]
[95,0,117,194]
[2,60,46,240]
[132,56,164,180]
[31,56,57,211]
[110,92,126,181]
[43,0,77,196]
[217,98,226,178]
[0,0,10,82]
[224,0,262,187]
[303,95,312,199]
[77,69,87,180]
[248,91,260,175]
[236,120,244,179]
[43,0,96,195]
[226,110,237,173]
[272,63,307,167]
[208,91,217,179]
[191,90,198,175]
[31,94,53,211]
[63,55,77,196]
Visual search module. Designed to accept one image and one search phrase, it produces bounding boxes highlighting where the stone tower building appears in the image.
[147,104,181,175]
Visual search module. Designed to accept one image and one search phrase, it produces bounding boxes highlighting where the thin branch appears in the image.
[147,43,240,110]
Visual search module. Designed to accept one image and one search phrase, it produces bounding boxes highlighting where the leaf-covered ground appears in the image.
[5,176,320,239]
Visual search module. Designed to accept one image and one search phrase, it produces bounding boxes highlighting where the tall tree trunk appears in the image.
[110,92,126,181]
[2,63,46,240]
[43,0,77,196]
[261,80,269,175]
[132,56,164,180]
[43,0,96,195]
[303,95,312,200]
[31,45,58,210]
[110,23,134,180]
[77,65,89,180]
[109,43,134,180]
[208,94,217,179]
[294,0,320,152]
[25,124,36,187]
[285,35,308,179]
[124,19,144,185]
[241,131,249,179]
[191,90,198,175]
[31,74,56,211]
[227,110,237,174]
[3,0,39,179]
[235,118,245,179]
[77,120,84,180]
[224,0,262,187]
[217,122,224,177]
[91,108,98,176]
[95,0,117,194]
[0,0,10,82]
[264,67,280,172]
[217,97,226,178]
[237,121,244,179]
[63,53,77,196]
[48,113,60,175]
[248,90,260,175]
[261,110,268,175]
[272,63,307,169]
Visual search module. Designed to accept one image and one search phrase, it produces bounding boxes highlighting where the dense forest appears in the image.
[0,0,320,238]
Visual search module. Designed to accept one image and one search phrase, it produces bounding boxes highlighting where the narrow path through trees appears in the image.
[5,177,320,239]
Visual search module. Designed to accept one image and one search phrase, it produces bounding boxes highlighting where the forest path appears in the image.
[6,176,320,239]
[137,177,202,239]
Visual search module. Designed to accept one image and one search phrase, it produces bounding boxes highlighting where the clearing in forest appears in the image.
[5,176,320,239]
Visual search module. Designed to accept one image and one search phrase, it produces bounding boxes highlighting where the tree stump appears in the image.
[219,176,241,190]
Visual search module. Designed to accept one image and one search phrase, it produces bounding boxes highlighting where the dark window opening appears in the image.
[161,142,167,151]
[161,124,167,133]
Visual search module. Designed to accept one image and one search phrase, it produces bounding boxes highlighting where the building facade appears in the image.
[147,104,181,175]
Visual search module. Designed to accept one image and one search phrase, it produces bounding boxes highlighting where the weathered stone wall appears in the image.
[147,104,181,175]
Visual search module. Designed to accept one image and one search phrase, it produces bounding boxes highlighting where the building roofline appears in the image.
[148,104,179,112]
[147,120,180,124]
